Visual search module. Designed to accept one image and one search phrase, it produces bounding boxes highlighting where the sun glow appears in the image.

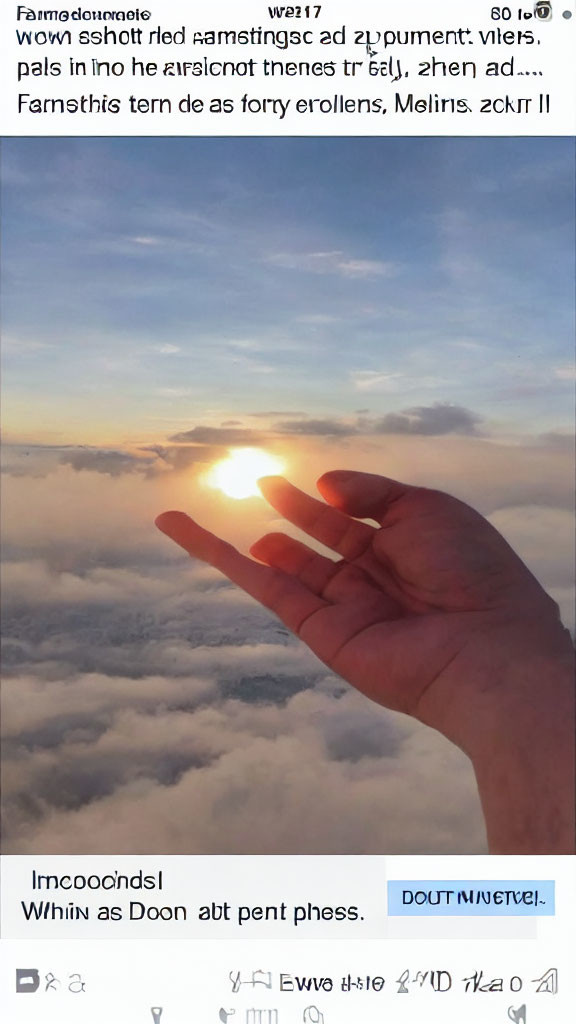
[205,447,285,499]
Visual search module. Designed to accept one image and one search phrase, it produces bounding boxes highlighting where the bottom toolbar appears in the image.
[1,942,571,1024]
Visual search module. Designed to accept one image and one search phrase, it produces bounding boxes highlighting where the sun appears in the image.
[205,447,285,499]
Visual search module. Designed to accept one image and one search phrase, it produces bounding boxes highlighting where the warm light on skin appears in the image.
[205,448,286,499]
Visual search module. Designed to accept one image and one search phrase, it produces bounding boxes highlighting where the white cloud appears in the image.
[266,251,396,278]
[129,236,161,246]
[351,371,403,392]
[1,335,53,354]
[1,672,217,738]
[154,387,194,397]
[554,365,576,381]
[295,314,341,325]
[153,344,181,355]
[351,370,450,393]
[1,562,182,606]
[3,685,485,855]
[337,258,395,278]
[1,432,572,855]
[450,340,488,352]
[488,505,575,586]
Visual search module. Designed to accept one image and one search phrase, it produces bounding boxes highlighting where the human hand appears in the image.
[156,470,575,852]
[155,471,570,753]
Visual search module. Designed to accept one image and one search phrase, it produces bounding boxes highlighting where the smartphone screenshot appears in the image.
[1,2,574,1022]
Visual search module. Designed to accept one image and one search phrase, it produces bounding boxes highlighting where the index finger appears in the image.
[155,510,328,633]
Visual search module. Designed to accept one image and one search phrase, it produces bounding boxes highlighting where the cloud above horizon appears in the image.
[374,403,482,436]
[60,449,154,477]
[274,418,360,437]
[3,404,489,487]
[168,426,264,446]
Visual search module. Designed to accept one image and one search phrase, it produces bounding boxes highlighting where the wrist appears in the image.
[417,614,574,753]
[414,616,575,852]
[452,641,574,853]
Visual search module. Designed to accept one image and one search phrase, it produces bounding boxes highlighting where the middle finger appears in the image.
[258,476,376,560]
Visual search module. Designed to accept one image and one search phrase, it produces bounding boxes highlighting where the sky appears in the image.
[1,137,574,854]
[2,136,575,442]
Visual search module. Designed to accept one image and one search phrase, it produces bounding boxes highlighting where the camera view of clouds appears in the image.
[1,137,574,854]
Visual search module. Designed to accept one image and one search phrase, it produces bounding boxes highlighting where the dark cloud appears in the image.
[142,445,223,474]
[168,426,263,445]
[275,418,358,437]
[59,444,227,479]
[1,464,50,479]
[375,403,482,436]
[537,432,575,451]
[268,406,481,438]
[138,444,165,456]
[322,708,403,763]
[5,444,80,452]
[2,444,73,478]
[16,406,483,488]
[60,450,153,476]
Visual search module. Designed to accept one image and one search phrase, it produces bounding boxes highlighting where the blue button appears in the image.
[387,880,555,915]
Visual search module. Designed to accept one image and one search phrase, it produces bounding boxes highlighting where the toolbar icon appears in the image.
[396,969,410,993]
[246,1011,278,1024]
[68,973,86,994]
[151,1008,163,1024]
[532,967,558,994]
[16,970,40,994]
[508,1006,526,1024]
[230,970,272,993]
[303,1008,324,1023]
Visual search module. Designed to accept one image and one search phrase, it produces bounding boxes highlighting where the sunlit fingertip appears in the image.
[154,510,190,534]
[250,532,281,559]
[258,474,286,489]
[316,472,351,506]
[318,470,355,487]
[258,476,291,505]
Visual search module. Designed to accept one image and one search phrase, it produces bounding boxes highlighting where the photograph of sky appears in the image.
[1,136,574,855]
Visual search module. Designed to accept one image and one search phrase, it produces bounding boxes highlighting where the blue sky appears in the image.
[2,136,574,444]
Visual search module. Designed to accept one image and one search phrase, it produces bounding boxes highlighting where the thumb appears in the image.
[317,470,412,521]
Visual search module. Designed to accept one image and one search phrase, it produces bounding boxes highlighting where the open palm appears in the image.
[155,470,561,731]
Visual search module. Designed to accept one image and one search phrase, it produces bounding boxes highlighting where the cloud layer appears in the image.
[2,427,573,855]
